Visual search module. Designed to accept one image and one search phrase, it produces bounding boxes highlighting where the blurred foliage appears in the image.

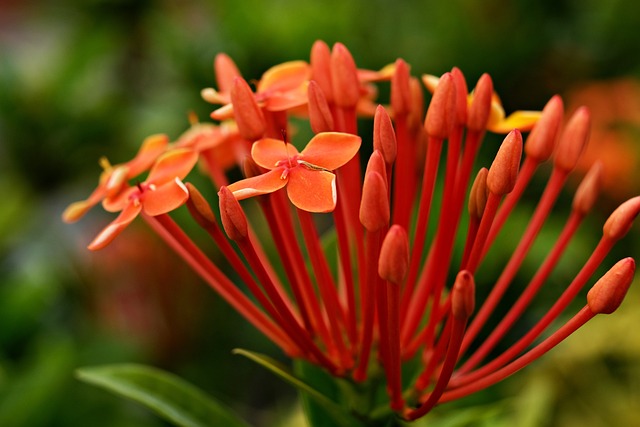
[1,0,639,426]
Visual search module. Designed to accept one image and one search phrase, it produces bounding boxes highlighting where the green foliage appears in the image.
[76,364,249,427]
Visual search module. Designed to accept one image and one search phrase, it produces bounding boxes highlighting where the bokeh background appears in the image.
[1,0,640,426]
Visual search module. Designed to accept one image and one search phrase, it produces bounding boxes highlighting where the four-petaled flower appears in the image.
[228,132,361,212]
[88,148,198,250]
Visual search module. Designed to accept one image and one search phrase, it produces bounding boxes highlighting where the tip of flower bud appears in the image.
[587,257,635,314]
[330,42,360,108]
[230,77,266,141]
[425,72,457,139]
[572,161,602,215]
[214,53,242,94]
[307,80,335,133]
[468,168,489,220]
[603,196,640,241]
[451,270,475,319]
[218,186,248,241]
[466,73,494,132]
[554,106,590,172]
[366,150,388,182]
[373,105,397,165]
[186,183,217,229]
[487,129,523,196]
[391,59,412,116]
[360,170,390,231]
[378,225,409,284]
[523,95,564,162]
[451,67,468,126]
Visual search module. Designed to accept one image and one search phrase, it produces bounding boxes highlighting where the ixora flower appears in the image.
[65,41,639,425]
[227,132,361,212]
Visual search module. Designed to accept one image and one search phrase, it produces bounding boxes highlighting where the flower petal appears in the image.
[257,61,310,93]
[227,168,288,200]
[286,167,337,213]
[300,132,361,170]
[88,202,142,250]
[251,138,299,169]
[103,186,137,213]
[147,148,199,186]
[263,89,309,111]
[126,134,169,177]
[488,111,542,133]
[142,178,190,216]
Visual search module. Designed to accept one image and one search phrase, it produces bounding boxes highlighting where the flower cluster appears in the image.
[64,41,638,422]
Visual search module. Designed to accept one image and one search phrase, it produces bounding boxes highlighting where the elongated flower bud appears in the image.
[451,270,475,320]
[603,196,640,241]
[451,67,468,126]
[186,183,217,228]
[468,168,489,220]
[230,77,265,141]
[391,59,412,116]
[467,73,493,132]
[487,130,523,196]
[308,80,334,133]
[366,150,388,182]
[425,72,456,139]
[218,186,248,241]
[310,40,333,104]
[554,106,590,172]
[587,257,635,314]
[572,162,602,215]
[330,43,360,108]
[524,95,564,162]
[378,225,409,284]
[373,105,397,165]
[360,171,389,232]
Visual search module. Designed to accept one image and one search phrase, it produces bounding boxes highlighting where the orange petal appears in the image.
[227,168,288,200]
[257,61,310,93]
[142,178,190,216]
[147,148,198,186]
[62,185,108,222]
[210,103,236,121]
[286,167,336,213]
[103,186,136,213]
[201,87,231,105]
[300,132,361,170]
[263,89,309,112]
[251,138,299,169]
[126,134,169,177]
[88,202,141,250]
[488,110,542,133]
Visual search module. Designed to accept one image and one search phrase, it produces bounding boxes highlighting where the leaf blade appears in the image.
[76,363,249,427]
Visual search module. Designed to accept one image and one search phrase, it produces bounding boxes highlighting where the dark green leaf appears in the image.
[76,364,249,427]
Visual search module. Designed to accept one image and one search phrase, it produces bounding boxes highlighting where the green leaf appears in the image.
[76,364,249,427]
[233,349,365,427]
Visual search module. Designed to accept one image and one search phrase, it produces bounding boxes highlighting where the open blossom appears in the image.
[64,41,638,423]
[227,132,361,212]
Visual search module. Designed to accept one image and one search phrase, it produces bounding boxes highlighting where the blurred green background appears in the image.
[1,0,639,426]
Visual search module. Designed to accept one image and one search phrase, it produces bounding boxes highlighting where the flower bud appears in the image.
[218,186,248,241]
[451,270,475,320]
[308,80,335,133]
[360,171,390,232]
[230,77,265,141]
[603,196,640,241]
[373,105,397,165]
[554,107,590,172]
[524,95,564,162]
[487,130,523,196]
[467,73,493,132]
[587,257,635,314]
[425,73,457,139]
[572,162,602,215]
[378,225,409,284]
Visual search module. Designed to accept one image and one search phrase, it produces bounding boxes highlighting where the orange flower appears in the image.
[227,132,361,212]
[62,134,169,223]
[88,148,198,250]
[204,60,311,121]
